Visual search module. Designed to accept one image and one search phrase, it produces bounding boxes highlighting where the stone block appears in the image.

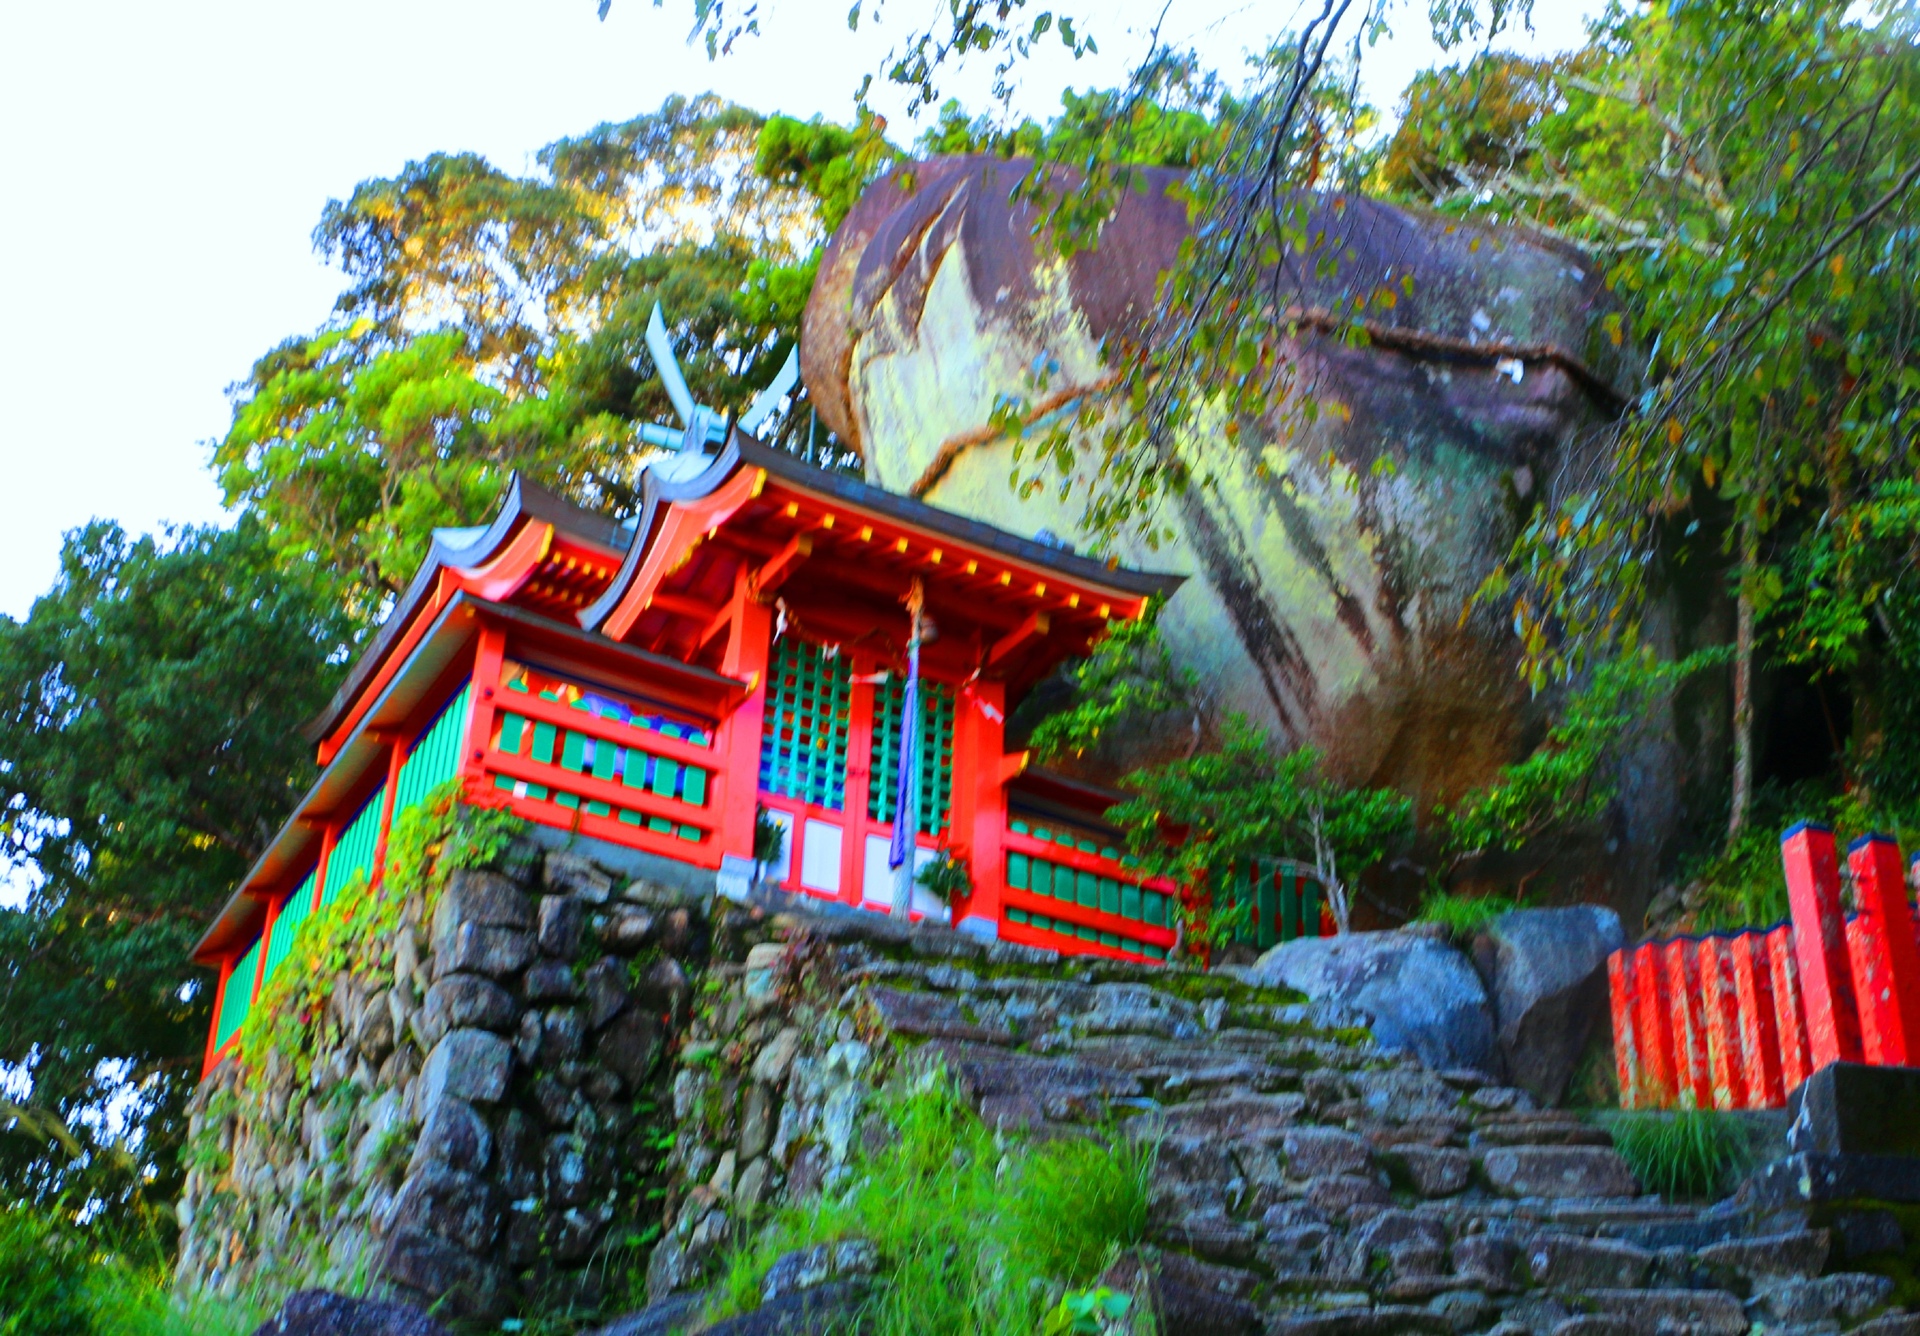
[253,1290,450,1336]
[1396,1145,1471,1197]
[421,975,518,1036]
[1285,1127,1375,1178]
[1568,1289,1745,1336]
[751,1028,805,1086]
[1753,1272,1896,1325]
[537,894,582,958]
[1304,1173,1392,1220]
[545,851,612,903]
[442,924,534,979]
[1790,1062,1920,1158]
[1266,1306,1453,1335]
[1695,1228,1829,1279]
[1451,1234,1524,1290]
[420,1030,512,1111]
[355,989,396,1063]
[388,1165,499,1254]
[379,1228,506,1321]
[595,1009,663,1089]
[1480,1146,1638,1199]
[584,956,630,1029]
[542,1007,585,1063]
[1746,1152,1920,1208]
[1158,1092,1307,1142]
[407,1097,492,1179]
[438,868,533,933]
[522,960,578,1004]
[1525,1232,1651,1289]
[599,905,656,952]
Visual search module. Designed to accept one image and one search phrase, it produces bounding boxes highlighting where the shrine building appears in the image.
[192,431,1220,1072]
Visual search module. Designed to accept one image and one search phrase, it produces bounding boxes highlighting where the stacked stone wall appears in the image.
[177,848,705,1320]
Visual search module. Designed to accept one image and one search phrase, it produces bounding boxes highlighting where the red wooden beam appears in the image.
[1845,833,1920,1067]
[750,532,813,598]
[987,610,1051,669]
[1781,822,1864,1069]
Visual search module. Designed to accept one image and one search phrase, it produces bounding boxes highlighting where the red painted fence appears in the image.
[1609,823,1920,1109]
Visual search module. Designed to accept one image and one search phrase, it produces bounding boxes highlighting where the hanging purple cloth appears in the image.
[887,628,920,871]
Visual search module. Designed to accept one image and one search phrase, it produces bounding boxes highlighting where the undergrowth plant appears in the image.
[235,782,520,1104]
[1412,890,1522,939]
[1606,1108,1752,1200]
[708,1067,1155,1336]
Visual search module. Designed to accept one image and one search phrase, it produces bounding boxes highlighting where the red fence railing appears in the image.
[1610,823,1920,1109]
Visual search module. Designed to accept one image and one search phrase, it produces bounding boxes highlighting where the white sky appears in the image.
[0,0,1601,623]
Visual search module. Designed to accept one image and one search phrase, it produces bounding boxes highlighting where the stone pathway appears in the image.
[632,902,1919,1336]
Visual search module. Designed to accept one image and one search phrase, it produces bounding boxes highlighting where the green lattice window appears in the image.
[759,637,852,810]
[262,869,317,983]
[320,786,385,907]
[869,674,955,834]
[215,937,261,1050]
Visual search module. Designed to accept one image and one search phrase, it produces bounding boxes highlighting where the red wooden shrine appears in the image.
[192,432,1192,1073]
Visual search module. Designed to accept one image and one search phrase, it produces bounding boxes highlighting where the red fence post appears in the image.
[1607,949,1644,1107]
[1632,941,1678,1107]
[1730,931,1785,1107]
[1845,833,1920,1067]
[1698,937,1746,1108]
[1768,924,1813,1091]
[1781,822,1864,1070]
[1664,938,1715,1108]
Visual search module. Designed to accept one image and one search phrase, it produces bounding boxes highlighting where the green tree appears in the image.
[0,519,347,1232]
[1378,2,1920,837]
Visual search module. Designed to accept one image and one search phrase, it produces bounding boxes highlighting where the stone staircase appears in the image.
[629,898,1920,1336]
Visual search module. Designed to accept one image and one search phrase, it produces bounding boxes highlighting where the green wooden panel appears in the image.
[498,712,525,755]
[263,870,317,983]
[1121,883,1142,921]
[683,767,707,806]
[1299,876,1322,938]
[215,938,262,1051]
[1144,891,1167,927]
[1032,861,1053,898]
[759,637,852,810]
[1099,878,1120,915]
[1278,863,1300,942]
[394,685,470,821]
[1076,870,1097,908]
[1008,853,1030,890]
[320,786,385,908]
[531,720,557,765]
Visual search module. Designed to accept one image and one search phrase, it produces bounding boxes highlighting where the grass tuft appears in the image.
[1605,1108,1753,1200]
[709,1067,1155,1336]
[1412,890,1521,938]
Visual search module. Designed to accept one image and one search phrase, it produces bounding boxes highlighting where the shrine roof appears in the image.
[304,476,629,749]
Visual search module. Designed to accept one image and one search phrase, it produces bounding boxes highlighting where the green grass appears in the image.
[1412,890,1521,938]
[0,1205,265,1336]
[709,1070,1155,1336]
[1605,1108,1753,1200]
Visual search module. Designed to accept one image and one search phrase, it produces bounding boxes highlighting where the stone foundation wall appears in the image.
[177,847,706,1320]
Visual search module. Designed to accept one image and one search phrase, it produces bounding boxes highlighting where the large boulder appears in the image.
[1251,929,1497,1074]
[802,155,1704,921]
[1475,905,1626,1105]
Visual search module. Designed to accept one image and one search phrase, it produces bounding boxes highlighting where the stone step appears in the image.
[1555,1287,1747,1336]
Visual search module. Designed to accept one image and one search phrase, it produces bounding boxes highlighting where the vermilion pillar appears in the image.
[1664,938,1715,1108]
[1768,924,1813,1091]
[1632,941,1678,1108]
[1607,949,1643,1107]
[1846,833,1920,1067]
[371,732,408,884]
[714,594,772,864]
[1781,822,1864,1069]
[1730,930,1785,1107]
[201,955,236,1077]
[951,678,1008,940]
[839,649,879,906]
[1698,937,1746,1109]
[462,626,509,788]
